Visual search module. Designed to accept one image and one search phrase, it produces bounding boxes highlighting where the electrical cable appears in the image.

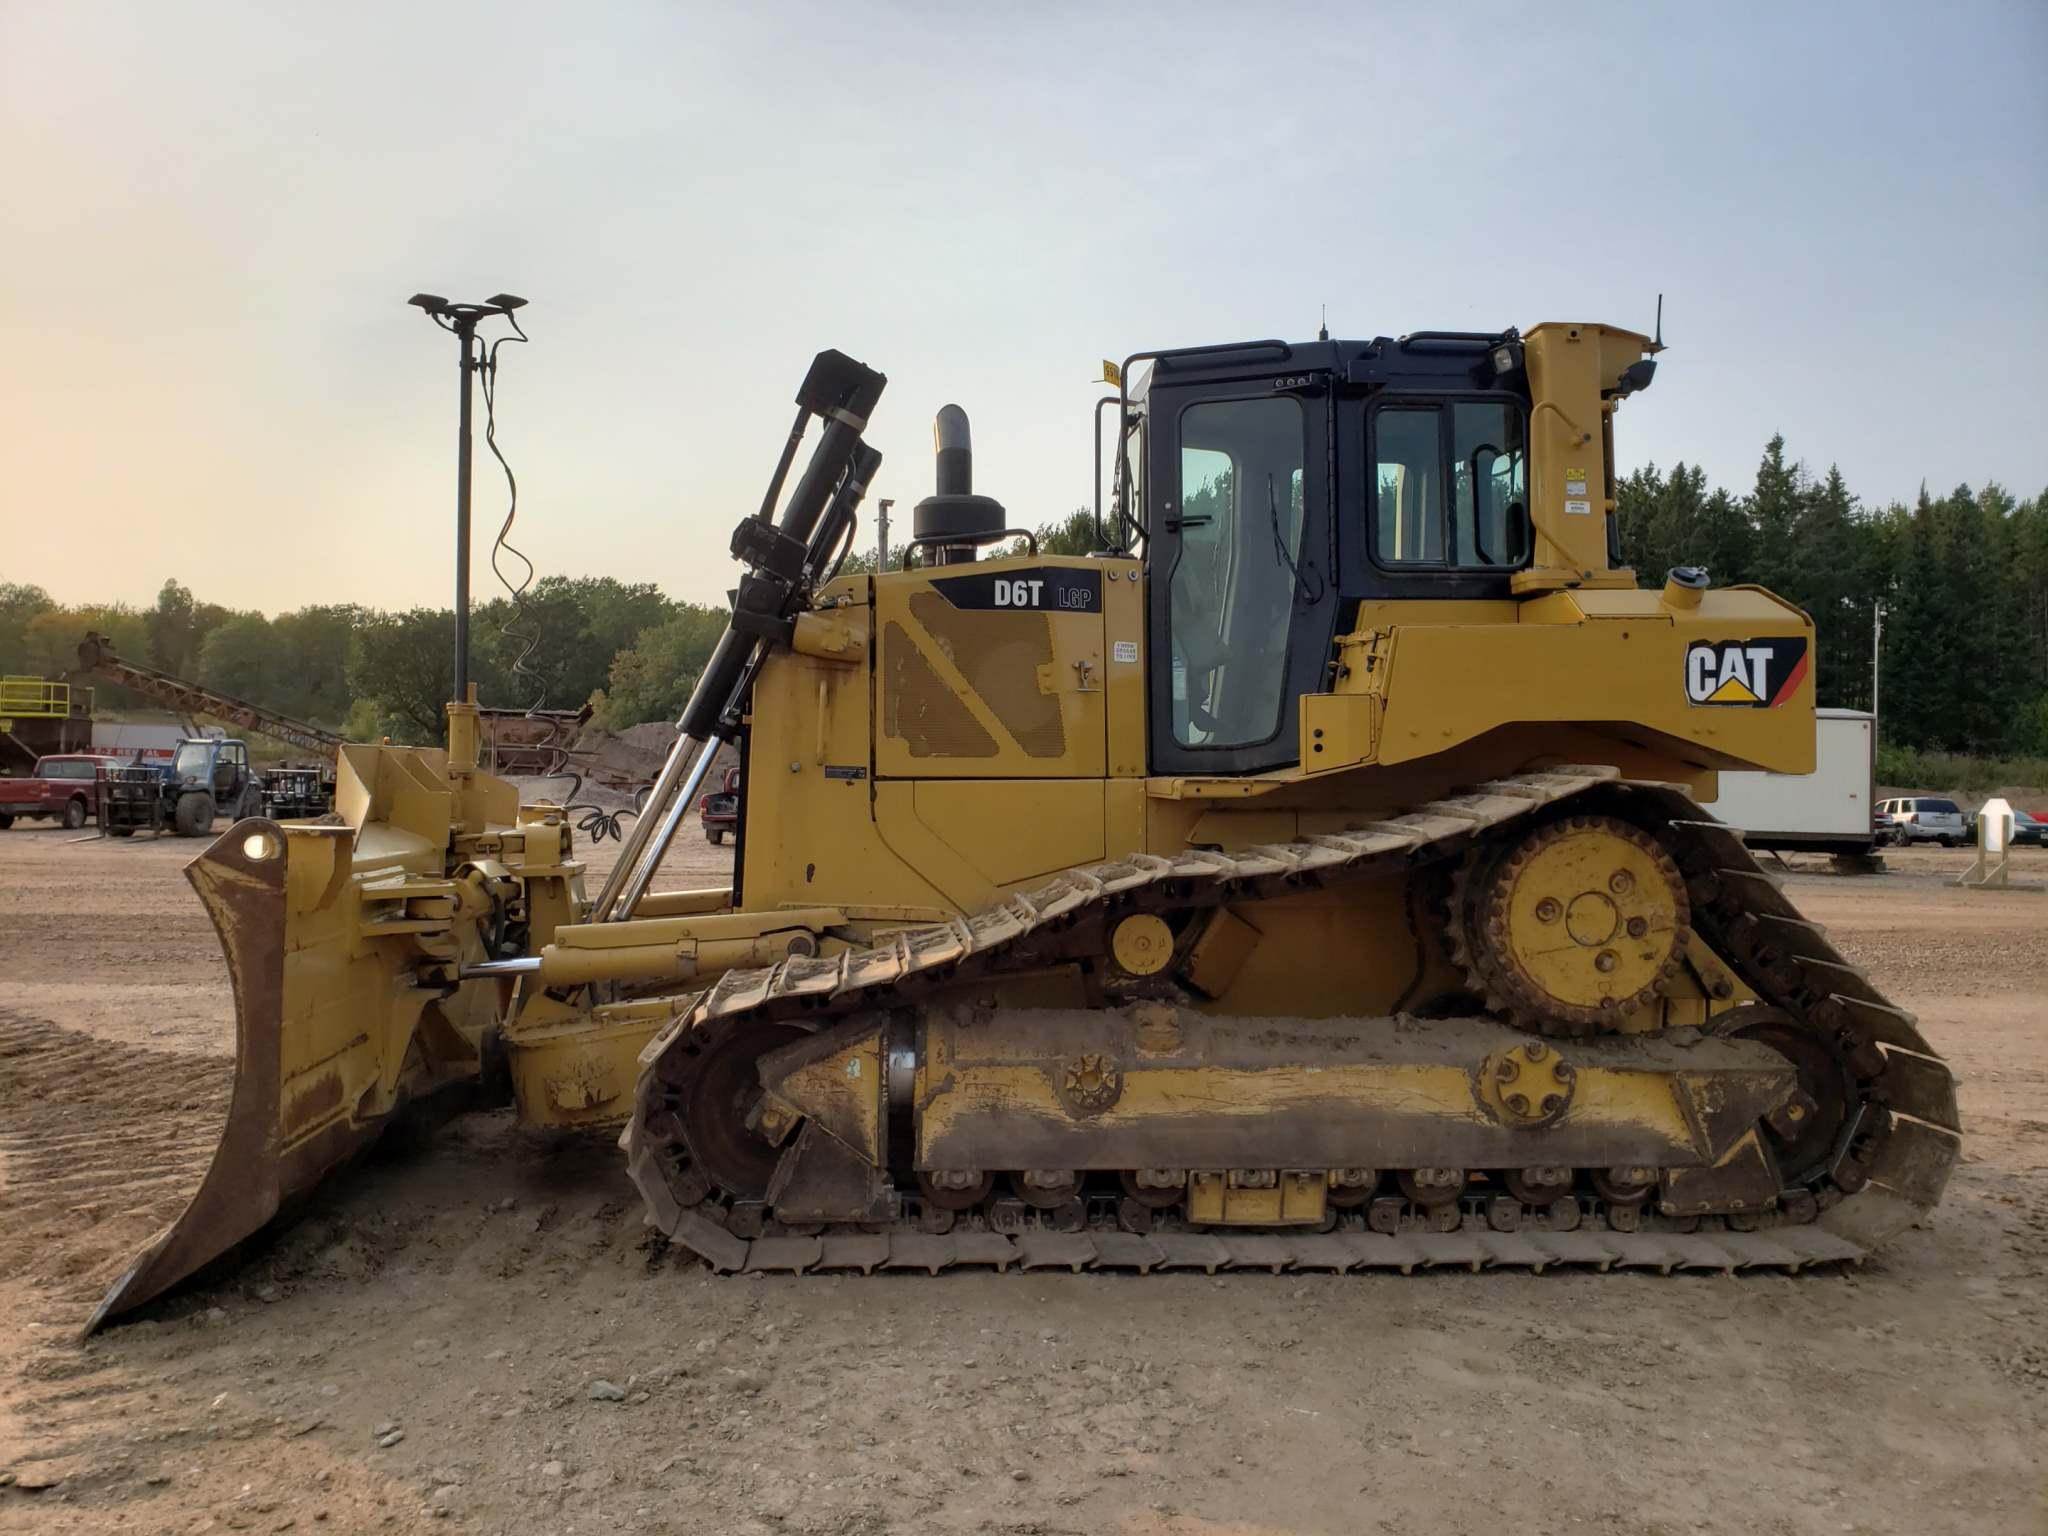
[823,511,859,586]
[479,312,543,712]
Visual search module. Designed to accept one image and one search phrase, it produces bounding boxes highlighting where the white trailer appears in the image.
[1705,708,1875,854]
[91,722,187,765]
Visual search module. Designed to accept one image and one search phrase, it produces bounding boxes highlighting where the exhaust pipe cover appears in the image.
[913,404,1006,565]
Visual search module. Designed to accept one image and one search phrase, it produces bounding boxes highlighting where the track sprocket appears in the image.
[1458,814,1691,1036]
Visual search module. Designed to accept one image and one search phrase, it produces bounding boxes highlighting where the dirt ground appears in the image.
[1,823,2043,1535]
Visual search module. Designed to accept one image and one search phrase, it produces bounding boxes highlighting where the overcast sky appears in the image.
[3,2,2044,616]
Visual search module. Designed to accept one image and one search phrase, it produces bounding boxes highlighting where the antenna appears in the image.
[1653,292,1664,351]
[1317,303,1329,342]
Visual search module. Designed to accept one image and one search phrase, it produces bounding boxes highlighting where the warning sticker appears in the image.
[1112,640,1138,664]
[1565,478,1589,498]
[1565,499,1592,516]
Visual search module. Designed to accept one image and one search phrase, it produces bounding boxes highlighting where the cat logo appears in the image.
[1683,636,1809,708]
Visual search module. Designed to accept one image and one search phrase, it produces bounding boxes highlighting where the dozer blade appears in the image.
[90,818,477,1330]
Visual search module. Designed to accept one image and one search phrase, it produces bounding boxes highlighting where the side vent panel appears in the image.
[882,620,998,759]
[873,557,1106,780]
[907,592,1065,759]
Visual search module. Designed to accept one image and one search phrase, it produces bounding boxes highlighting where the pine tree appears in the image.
[1614,463,1666,575]
[1695,487,1752,587]
[1748,435,1803,586]
[1793,465,1867,709]
[1878,490,1947,748]
[1973,484,2031,753]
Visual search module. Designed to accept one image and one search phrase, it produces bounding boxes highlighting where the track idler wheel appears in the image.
[674,1021,810,1203]
[1460,815,1691,1036]
[1710,1004,1858,1186]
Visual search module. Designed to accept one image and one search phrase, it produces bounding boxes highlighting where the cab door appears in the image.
[1146,377,1336,776]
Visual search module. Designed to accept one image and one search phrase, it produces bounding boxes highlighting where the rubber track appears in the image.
[624,767,1962,1275]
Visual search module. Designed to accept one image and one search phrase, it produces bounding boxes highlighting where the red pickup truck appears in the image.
[0,753,120,830]
[698,766,742,845]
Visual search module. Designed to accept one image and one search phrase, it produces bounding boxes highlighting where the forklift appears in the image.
[100,735,263,837]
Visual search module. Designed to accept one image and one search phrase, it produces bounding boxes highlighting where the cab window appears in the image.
[1370,400,1528,569]
[1168,396,1305,749]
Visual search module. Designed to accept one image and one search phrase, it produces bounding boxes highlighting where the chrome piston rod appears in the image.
[462,955,542,978]
[604,627,779,921]
[610,731,725,920]
[589,727,708,921]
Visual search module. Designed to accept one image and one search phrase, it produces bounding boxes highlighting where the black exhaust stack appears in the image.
[913,405,1006,566]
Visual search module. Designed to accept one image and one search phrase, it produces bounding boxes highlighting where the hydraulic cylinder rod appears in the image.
[608,730,727,922]
[589,729,710,921]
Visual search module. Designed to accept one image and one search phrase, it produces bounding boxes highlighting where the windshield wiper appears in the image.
[1269,474,1323,604]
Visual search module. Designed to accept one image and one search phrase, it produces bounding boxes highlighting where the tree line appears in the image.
[1615,437,2048,757]
[3,461,2042,758]
[0,512,1101,744]
[0,575,729,742]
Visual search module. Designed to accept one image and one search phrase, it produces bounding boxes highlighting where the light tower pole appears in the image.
[407,291,529,702]
[1871,599,1887,739]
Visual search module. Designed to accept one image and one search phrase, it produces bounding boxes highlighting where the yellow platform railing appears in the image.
[0,676,85,720]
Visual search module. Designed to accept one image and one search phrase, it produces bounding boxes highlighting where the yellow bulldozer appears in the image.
[94,319,1959,1325]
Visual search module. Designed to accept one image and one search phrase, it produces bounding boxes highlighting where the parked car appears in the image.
[1875,796,1970,847]
[0,753,120,830]
[2009,810,2047,848]
[699,765,742,845]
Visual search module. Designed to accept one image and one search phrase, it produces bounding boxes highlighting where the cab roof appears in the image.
[1129,329,1522,400]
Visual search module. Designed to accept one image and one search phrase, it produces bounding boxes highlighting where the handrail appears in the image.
[0,677,82,720]
[899,528,1039,570]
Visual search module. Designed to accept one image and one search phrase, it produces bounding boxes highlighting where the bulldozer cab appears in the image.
[1136,332,1543,776]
